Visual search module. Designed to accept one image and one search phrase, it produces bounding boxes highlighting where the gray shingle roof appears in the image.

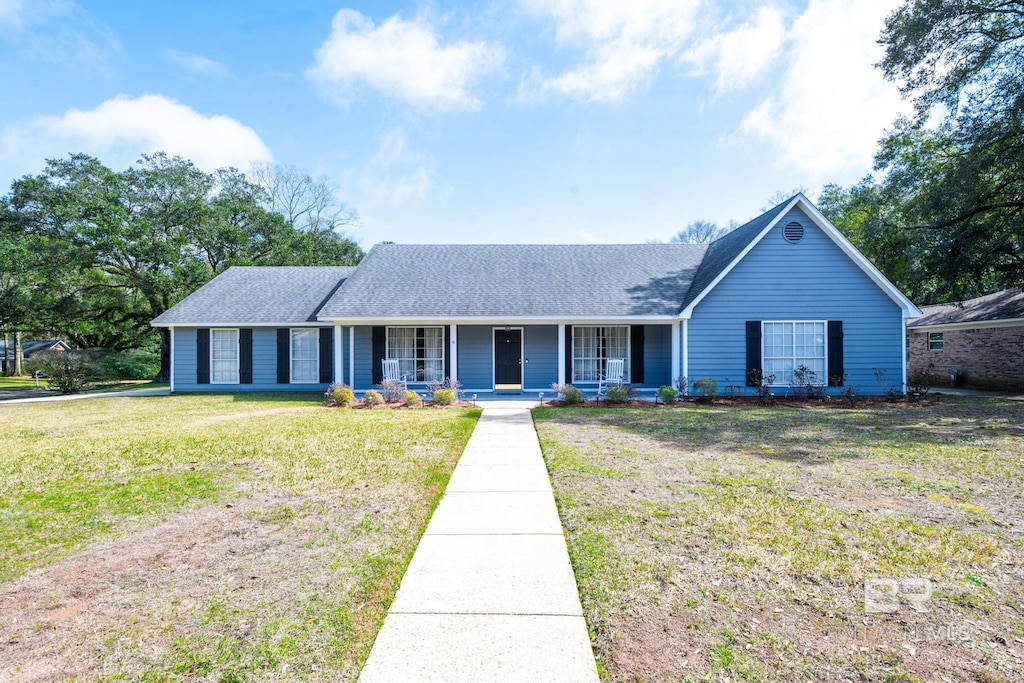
[151,266,355,325]
[909,288,1024,328]
[0,340,67,357]
[680,198,794,310]
[317,244,708,318]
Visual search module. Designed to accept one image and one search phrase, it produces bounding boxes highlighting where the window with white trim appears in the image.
[573,326,629,382]
[928,332,944,351]
[387,327,444,382]
[762,321,825,385]
[291,328,319,383]
[211,328,239,384]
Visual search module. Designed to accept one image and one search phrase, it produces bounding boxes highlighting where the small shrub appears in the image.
[324,382,354,407]
[363,389,384,407]
[28,349,99,394]
[552,383,585,405]
[747,369,776,405]
[693,376,718,403]
[432,388,455,405]
[657,385,679,404]
[427,377,464,400]
[907,368,939,400]
[841,383,859,406]
[377,379,406,403]
[404,390,420,406]
[675,376,689,396]
[791,365,823,399]
[606,385,629,404]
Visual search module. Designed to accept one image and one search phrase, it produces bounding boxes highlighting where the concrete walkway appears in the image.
[359,404,599,682]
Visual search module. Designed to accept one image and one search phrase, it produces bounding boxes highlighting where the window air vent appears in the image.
[783,221,804,244]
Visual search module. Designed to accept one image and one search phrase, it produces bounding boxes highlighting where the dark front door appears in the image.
[494,329,522,388]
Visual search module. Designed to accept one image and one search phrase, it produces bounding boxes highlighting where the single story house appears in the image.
[152,194,920,396]
[908,288,1024,391]
[0,339,71,375]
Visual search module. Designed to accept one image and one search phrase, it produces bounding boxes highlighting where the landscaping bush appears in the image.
[363,389,384,407]
[377,379,406,403]
[327,383,355,407]
[606,385,629,404]
[96,347,161,380]
[693,376,718,403]
[656,385,679,404]
[791,365,824,399]
[427,377,463,400]
[27,350,99,394]
[747,369,776,405]
[432,388,455,405]
[404,390,421,406]
[907,368,939,399]
[552,383,585,405]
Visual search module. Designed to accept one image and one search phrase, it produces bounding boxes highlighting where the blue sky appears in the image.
[0,0,908,246]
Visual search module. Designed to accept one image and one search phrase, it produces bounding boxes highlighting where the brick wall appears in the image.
[908,326,1024,391]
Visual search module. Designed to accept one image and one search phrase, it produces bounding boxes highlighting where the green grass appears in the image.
[534,398,1024,682]
[0,394,479,679]
[0,375,45,390]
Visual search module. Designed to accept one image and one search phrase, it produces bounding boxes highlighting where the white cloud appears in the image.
[518,0,701,102]
[166,50,229,78]
[684,5,787,94]
[0,0,119,72]
[736,0,909,177]
[0,0,24,26]
[359,128,435,205]
[0,94,273,182]
[308,9,506,111]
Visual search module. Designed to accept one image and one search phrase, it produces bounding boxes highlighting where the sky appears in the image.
[0,0,910,246]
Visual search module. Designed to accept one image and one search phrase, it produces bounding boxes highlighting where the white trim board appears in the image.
[679,194,921,320]
[153,321,334,328]
[908,318,1024,332]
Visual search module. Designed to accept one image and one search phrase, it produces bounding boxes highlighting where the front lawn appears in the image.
[535,398,1024,682]
[0,394,479,680]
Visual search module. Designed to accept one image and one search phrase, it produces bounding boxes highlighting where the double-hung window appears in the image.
[762,321,825,385]
[928,332,944,351]
[387,327,444,382]
[211,328,239,384]
[290,329,319,383]
[572,326,629,382]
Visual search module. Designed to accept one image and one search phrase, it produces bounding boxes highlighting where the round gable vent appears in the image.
[782,221,804,244]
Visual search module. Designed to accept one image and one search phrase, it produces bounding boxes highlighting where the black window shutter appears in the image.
[319,328,333,384]
[827,321,844,386]
[745,321,762,386]
[277,328,290,384]
[196,328,210,384]
[443,325,451,379]
[239,329,253,384]
[630,325,645,384]
[371,326,386,384]
[564,325,573,384]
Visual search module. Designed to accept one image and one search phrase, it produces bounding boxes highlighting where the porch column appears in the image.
[167,327,176,393]
[682,318,689,385]
[557,324,566,384]
[349,326,355,388]
[670,320,680,386]
[449,324,458,383]
[333,322,343,384]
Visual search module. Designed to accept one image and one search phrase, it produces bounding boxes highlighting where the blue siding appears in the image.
[353,326,373,389]
[172,326,342,392]
[688,207,904,395]
[523,325,558,390]
[637,324,672,388]
[457,325,493,391]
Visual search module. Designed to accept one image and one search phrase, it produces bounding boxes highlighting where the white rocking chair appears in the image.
[381,359,409,390]
[596,358,625,399]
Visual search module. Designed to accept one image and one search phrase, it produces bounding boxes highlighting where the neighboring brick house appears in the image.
[908,288,1024,391]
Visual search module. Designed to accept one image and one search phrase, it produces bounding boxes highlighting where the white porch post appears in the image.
[682,318,689,385]
[349,326,355,388]
[901,314,908,391]
[333,322,343,384]
[557,324,566,384]
[670,321,680,386]
[168,326,175,393]
[449,324,458,382]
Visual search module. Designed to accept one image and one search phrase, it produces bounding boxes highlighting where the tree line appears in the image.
[0,153,363,380]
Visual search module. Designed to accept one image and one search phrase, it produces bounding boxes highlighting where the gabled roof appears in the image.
[316,244,707,319]
[679,194,921,318]
[151,266,355,326]
[909,288,1024,329]
[0,339,69,357]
